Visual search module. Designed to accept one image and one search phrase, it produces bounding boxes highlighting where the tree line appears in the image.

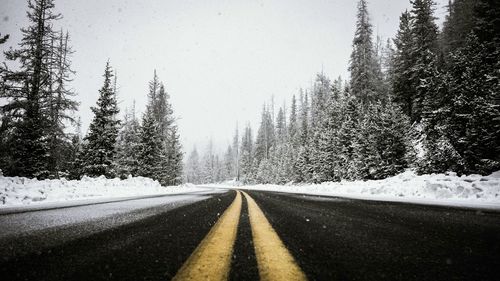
[0,0,183,185]
[186,0,499,184]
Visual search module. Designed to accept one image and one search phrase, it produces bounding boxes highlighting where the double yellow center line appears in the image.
[172,190,307,281]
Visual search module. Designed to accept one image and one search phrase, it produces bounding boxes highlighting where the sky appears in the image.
[0,0,448,153]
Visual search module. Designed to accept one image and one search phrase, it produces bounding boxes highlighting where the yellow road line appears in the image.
[242,191,308,281]
[172,191,242,281]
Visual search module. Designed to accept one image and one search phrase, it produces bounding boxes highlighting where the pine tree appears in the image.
[80,62,120,178]
[240,124,255,183]
[115,103,141,178]
[232,126,240,180]
[288,94,299,147]
[441,33,500,173]
[137,107,162,179]
[392,10,414,117]
[185,146,201,184]
[201,140,215,183]
[309,73,332,182]
[349,0,384,106]
[336,95,360,180]
[223,144,234,181]
[0,0,64,178]
[161,124,183,185]
[409,0,439,122]
[254,105,275,165]
[440,0,477,56]
[46,31,78,177]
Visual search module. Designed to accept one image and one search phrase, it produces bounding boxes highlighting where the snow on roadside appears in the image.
[0,175,200,206]
[214,170,500,209]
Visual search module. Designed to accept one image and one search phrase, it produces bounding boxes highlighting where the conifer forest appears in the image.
[1,0,499,186]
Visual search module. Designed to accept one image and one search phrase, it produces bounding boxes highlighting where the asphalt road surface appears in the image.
[1,189,499,281]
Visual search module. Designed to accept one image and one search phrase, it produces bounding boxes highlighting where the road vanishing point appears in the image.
[1,188,499,280]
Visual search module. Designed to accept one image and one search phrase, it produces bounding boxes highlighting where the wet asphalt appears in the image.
[1,189,499,281]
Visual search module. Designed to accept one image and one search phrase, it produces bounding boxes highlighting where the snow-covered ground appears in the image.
[212,170,500,210]
[0,175,203,207]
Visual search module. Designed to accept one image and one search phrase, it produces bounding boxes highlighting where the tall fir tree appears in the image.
[115,103,141,178]
[349,0,384,106]
[185,146,202,184]
[137,106,163,179]
[80,62,120,178]
[392,10,414,117]
[0,0,67,178]
[409,0,439,122]
[240,124,255,183]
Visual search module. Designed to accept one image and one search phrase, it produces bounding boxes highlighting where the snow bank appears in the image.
[219,170,500,209]
[0,175,200,206]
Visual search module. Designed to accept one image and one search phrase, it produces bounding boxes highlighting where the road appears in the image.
[1,189,499,281]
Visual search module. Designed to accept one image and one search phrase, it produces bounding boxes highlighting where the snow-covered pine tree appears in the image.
[137,106,162,180]
[349,0,384,106]
[68,117,83,179]
[294,91,313,182]
[254,105,275,167]
[408,0,439,122]
[201,140,215,183]
[80,62,120,178]
[285,94,300,182]
[46,31,78,178]
[0,0,64,178]
[115,103,141,178]
[239,124,255,183]
[440,0,476,56]
[223,144,234,181]
[336,94,360,180]
[309,73,332,182]
[315,83,343,182]
[185,146,202,184]
[231,125,240,180]
[440,33,500,174]
[392,10,414,117]
[161,123,183,185]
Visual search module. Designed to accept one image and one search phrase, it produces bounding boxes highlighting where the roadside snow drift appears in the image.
[0,175,198,206]
[220,170,500,209]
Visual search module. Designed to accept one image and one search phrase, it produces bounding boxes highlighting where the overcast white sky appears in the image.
[0,0,448,153]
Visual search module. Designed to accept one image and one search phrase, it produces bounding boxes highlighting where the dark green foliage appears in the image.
[137,108,162,179]
[0,0,78,179]
[349,0,384,106]
[135,71,183,185]
[115,105,141,179]
[80,62,120,178]
[392,11,414,117]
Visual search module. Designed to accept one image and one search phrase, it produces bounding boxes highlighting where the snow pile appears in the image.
[236,170,500,209]
[0,175,199,206]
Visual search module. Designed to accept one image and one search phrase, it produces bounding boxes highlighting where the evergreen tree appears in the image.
[137,106,162,179]
[409,0,440,122]
[349,0,384,106]
[115,103,141,178]
[392,10,414,117]
[223,144,234,181]
[161,123,183,185]
[80,62,120,178]
[440,34,500,173]
[185,146,201,184]
[0,0,63,178]
[201,140,215,183]
[232,126,240,180]
[240,124,255,183]
[440,0,476,56]
[46,31,78,177]
[254,105,275,165]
